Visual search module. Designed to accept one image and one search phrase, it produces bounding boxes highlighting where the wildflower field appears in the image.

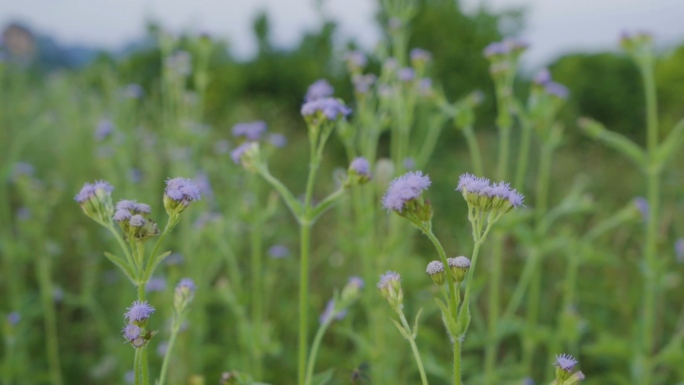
[2,1,684,385]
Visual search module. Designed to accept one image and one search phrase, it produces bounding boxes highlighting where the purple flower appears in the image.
[377,271,400,289]
[397,67,415,82]
[165,177,201,204]
[457,173,524,209]
[484,42,510,58]
[13,162,35,180]
[231,142,254,164]
[545,82,569,99]
[95,119,114,141]
[320,300,347,324]
[633,197,649,221]
[268,245,290,259]
[232,121,267,141]
[305,79,334,102]
[554,353,578,372]
[503,37,529,52]
[123,324,141,340]
[146,277,167,293]
[134,203,151,214]
[301,97,351,120]
[129,169,143,184]
[74,180,113,203]
[382,171,431,212]
[426,260,445,275]
[533,68,552,85]
[116,200,137,211]
[164,253,185,265]
[348,276,364,290]
[16,207,30,221]
[410,48,432,63]
[268,133,287,148]
[113,209,132,222]
[345,51,367,70]
[125,300,155,322]
[352,74,376,94]
[123,84,144,99]
[176,278,196,293]
[129,214,145,227]
[350,157,370,176]
[457,173,491,194]
[7,312,20,325]
[675,239,684,263]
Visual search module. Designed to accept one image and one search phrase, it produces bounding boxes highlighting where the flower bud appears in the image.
[163,177,201,216]
[377,271,403,309]
[74,180,115,224]
[230,141,262,173]
[174,278,196,313]
[447,256,471,283]
[425,260,446,286]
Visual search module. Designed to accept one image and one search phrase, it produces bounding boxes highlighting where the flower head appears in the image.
[164,177,201,206]
[113,209,132,222]
[305,79,334,102]
[125,300,155,323]
[268,245,290,259]
[350,157,371,177]
[410,48,432,64]
[123,324,141,340]
[75,180,115,223]
[348,276,364,290]
[377,271,401,289]
[146,277,167,292]
[447,256,471,282]
[301,97,351,121]
[129,214,145,227]
[533,68,552,85]
[75,180,113,204]
[345,51,367,71]
[483,42,510,58]
[268,133,287,148]
[232,121,267,141]
[174,278,196,311]
[230,141,261,172]
[545,81,569,99]
[95,119,114,141]
[425,260,446,285]
[378,271,403,308]
[397,67,415,82]
[457,173,523,212]
[382,171,431,212]
[554,353,578,371]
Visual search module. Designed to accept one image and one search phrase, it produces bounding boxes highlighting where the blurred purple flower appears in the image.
[382,171,431,212]
[95,119,114,141]
[232,121,267,141]
[305,79,334,102]
[320,299,347,324]
[268,245,290,259]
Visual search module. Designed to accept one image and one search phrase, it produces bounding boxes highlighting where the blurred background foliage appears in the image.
[2,0,684,384]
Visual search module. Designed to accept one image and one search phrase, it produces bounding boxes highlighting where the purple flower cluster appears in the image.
[165,177,201,204]
[95,119,114,141]
[176,278,196,293]
[483,37,529,58]
[382,171,431,212]
[532,68,569,99]
[345,51,367,70]
[301,97,351,120]
[268,133,287,148]
[377,271,400,289]
[410,48,432,63]
[457,173,524,209]
[230,142,254,164]
[123,324,141,340]
[348,276,364,290]
[125,300,155,322]
[146,277,167,293]
[268,244,290,259]
[320,300,346,324]
[350,157,371,176]
[554,353,578,371]
[232,121,267,141]
[305,79,334,102]
[74,180,114,203]
[397,67,415,82]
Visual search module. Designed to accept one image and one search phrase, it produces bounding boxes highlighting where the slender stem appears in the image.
[250,217,264,379]
[158,323,181,385]
[298,223,312,385]
[514,120,533,190]
[453,337,462,385]
[36,256,63,385]
[461,125,484,176]
[484,233,503,385]
[640,54,660,385]
[398,312,429,385]
[304,318,332,385]
[134,348,142,385]
[141,346,149,385]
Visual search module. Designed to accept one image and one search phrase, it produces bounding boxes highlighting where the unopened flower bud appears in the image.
[425,260,446,286]
[447,256,471,283]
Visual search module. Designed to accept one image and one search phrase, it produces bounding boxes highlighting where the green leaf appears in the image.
[144,251,172,281]
[412,308,423,339]
[104,252,136,284]
[391,318,411,340]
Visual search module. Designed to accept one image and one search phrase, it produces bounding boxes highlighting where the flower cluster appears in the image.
[74,180,115,224]
[532,68,569,99]
[553,354,585,384]
[382,171,432,222]
[113,199,158,241]
[345,157,372,187]
[122,300,155,348]
[425,256,471,286]
[456,173,523,213]
[301,97,351,123]
[174,278,196,313]
[320,276,364,324]
[305,79,335,102]
[163,177,201,215]
[232,121,267,141]
[483,37,529,59]
[230,141,261,172]
[377,271,403,309]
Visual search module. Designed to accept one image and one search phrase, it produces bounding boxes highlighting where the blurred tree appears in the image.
[655,43,684,130]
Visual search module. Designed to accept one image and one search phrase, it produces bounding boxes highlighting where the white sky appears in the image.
[1,0,683,67]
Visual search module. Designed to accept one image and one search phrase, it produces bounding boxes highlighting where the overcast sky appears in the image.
[2,0,683,67]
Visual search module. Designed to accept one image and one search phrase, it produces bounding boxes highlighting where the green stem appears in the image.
[298,223,312,385]
[304,318,333,385]
[640,54,660,385]
[36,256,63,385]
[483,233,503,385]
[158,323,181,385]
[398,312,429,385]
[454,337,462,385]
[250,218,264,379]
[514,120,533,190]
[462,125,484,176]
[134,348,142,385]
